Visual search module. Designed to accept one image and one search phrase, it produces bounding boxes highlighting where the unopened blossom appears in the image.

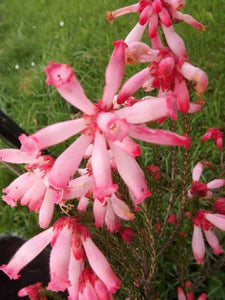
[178,281,207,300]
[147,164,161,180]
[18,40,189,205]
[106,0,205,53]
[214,198,225,214]
[192,210,223,264]
[0,217,121,296]
[0,150,61,229]
[188,162,225,199]
[201,128,223,149]
[18,282,47,300]
[167,214,176,224]
[119,227,135,243]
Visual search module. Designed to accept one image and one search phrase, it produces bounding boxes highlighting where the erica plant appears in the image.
[0,0,224,299]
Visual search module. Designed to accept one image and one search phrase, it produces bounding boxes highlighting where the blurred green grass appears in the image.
[0,0,225,298]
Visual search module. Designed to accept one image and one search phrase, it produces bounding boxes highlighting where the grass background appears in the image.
[0,0,225,298]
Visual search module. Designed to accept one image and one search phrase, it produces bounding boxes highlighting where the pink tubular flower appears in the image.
[192,210,223,264]
[78,267,114,300]
[93,193,135,232]
[178,281,207,300]
[17,40,189,206]
[18,282,47,300]
[188,162,225,199]
[0,151,62,229]
[106,0,205,49]
[117,46,207,113]
[0,217,121,296]
[201,128,223,149]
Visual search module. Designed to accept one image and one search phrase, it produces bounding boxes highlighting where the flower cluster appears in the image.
[0,0,223,299]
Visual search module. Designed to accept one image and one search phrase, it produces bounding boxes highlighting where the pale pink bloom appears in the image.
[178,281,207,300]
[0,151,61,228]
[0,227,54,279]
[0,217,121,296]
[188,162,225,199]
[18,282,47,300]
[205,213,225,231]
[192,224,205,264]
[192,210,223,264]
[201,128,223,149]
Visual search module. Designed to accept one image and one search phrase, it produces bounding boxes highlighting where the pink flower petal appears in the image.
[205,213,225,231]
[192,225,205,264]
[93,198,107,228]
[39,188,55,229]
[48,226,72,291]
[48,134,93,188]
[45,62,95,115]
[113,136,141,157]
[105,199,121,232]
[115,95,178,123]
[28,118,86,151]
[102,40,126,108]
[111,193,135,220]
[125,22,147,46]
[117,67,150,104]
[0,227,53,279]
[82,236,121,293]
[161,24,187,58]
[203,229,223,255]
[92,131,118,200]
[177,287,186,300]
[68,251,84,300]
[129,125,190,148]
[207,179,225,189]
[180,62,208,95]
[110,142,151,204]
[0,149,39,164]
[192,162,203,181]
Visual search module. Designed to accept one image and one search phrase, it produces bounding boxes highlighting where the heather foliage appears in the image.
[0,0,225,299]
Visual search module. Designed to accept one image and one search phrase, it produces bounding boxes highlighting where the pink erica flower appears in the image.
[93,193,135,232]
[117,47,207,113]
[0,150,62,228]
[201,128,223,149]
[188,162,225,199]
[192,210,223,264]
[18,40,189,205]
[0,217,121,296]
[106,0,204,52]
[178,281,207,300]
[78,267,114,300]
[18,282,47,300]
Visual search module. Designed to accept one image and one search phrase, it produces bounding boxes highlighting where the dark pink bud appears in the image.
[214,198,225,215]
[119,227,135,243]
[167,214,176,224]
[147,165,161,180]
